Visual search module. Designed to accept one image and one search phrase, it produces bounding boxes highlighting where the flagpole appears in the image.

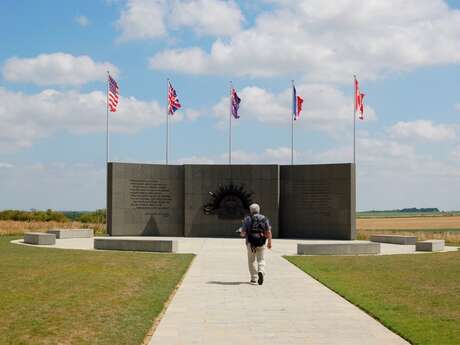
[353,75,356,165]
[166,78,169,165]
[291,80,294,166]
[105,71,109,235]
[106,71,110,163]
[229,81,232,165]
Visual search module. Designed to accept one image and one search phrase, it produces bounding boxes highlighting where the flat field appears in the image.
[357,216,460,245]
[357,216,460,230]
[286,250,460,345]
[0,236,193,345]
[0,220,106,235]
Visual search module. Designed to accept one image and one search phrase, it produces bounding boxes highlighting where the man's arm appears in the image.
[264,218,272,249]
[240,217,249,238]
[265,228,272,249]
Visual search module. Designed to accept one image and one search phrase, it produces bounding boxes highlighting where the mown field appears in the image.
[286,250,460,345]
[0,236,193,345]
[357,216,460,245]
[357,211,460,218]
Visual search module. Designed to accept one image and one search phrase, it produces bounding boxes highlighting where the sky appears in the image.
[0,0,459,211]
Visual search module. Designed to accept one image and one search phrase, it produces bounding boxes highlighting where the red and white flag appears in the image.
[355,77,365,120]
[108,74,119,112]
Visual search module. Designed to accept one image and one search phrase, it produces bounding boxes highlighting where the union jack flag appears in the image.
[168,81,181,115]
[108,74,119,112]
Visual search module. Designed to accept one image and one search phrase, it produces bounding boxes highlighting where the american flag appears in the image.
[108,74,119,112]
[168,81,181,115]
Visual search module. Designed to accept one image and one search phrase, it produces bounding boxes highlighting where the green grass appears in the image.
[0,236,194,345]
[286,251,460,345]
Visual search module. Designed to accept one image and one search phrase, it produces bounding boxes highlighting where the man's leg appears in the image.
[256,246,266,285]
[247,244,257,282]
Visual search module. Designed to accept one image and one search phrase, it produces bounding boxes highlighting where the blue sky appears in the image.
[0,0,460,211]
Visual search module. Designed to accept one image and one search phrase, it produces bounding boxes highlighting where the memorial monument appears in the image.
[107,162,356,240]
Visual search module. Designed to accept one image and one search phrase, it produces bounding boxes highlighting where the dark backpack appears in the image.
[247,215,267,249]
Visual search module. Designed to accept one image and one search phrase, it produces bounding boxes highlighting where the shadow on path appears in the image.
[206,281,252,286]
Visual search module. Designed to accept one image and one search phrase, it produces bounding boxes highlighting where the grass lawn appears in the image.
[0,236,194,345]
[286,251,460,345]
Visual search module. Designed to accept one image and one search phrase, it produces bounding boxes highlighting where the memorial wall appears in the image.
[279,164,356,240]
[107,163,184,236]
[107,162,355,239]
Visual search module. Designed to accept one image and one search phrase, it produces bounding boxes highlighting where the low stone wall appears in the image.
[416,240,445,252]
[24,232,56,245]
[48,229,94,239]
[94,238,178,253]
[297,242,380,255]
[370,235,416,245]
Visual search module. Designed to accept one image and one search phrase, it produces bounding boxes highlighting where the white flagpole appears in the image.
[353,75,356,165]
[166,78,169,165]
[105,71,110,235]
[229,81,232,165]
[291,80,294,166]
[106,71,110,163]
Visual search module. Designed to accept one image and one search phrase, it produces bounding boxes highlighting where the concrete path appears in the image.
[148,238,409,345]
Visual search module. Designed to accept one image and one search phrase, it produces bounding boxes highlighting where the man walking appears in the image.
[240,203,272,285]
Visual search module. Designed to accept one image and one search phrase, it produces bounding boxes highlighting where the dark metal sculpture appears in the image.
[203,183,253,220]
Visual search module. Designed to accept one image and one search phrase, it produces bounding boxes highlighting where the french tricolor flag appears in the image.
[293,85,303,120]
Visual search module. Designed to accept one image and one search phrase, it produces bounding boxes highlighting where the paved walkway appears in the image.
[147,238,409,345]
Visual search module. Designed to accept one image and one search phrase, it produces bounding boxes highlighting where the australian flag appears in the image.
[231,88,241,119]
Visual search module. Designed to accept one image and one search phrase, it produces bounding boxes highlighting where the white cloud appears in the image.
[0,162,106,210]
[116,0,243,41]
[172,0,243,36]
[176,147,297,165]
[0,87,169,152]
[116,0,166,41]
[2,53,118,86]
[0,162,14,169]
[183,109,202,121]
[212,83,376,135]
[75,15,90,27]
[451,146,460,160]
[388,120,456,141]
[150,0,460,81]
